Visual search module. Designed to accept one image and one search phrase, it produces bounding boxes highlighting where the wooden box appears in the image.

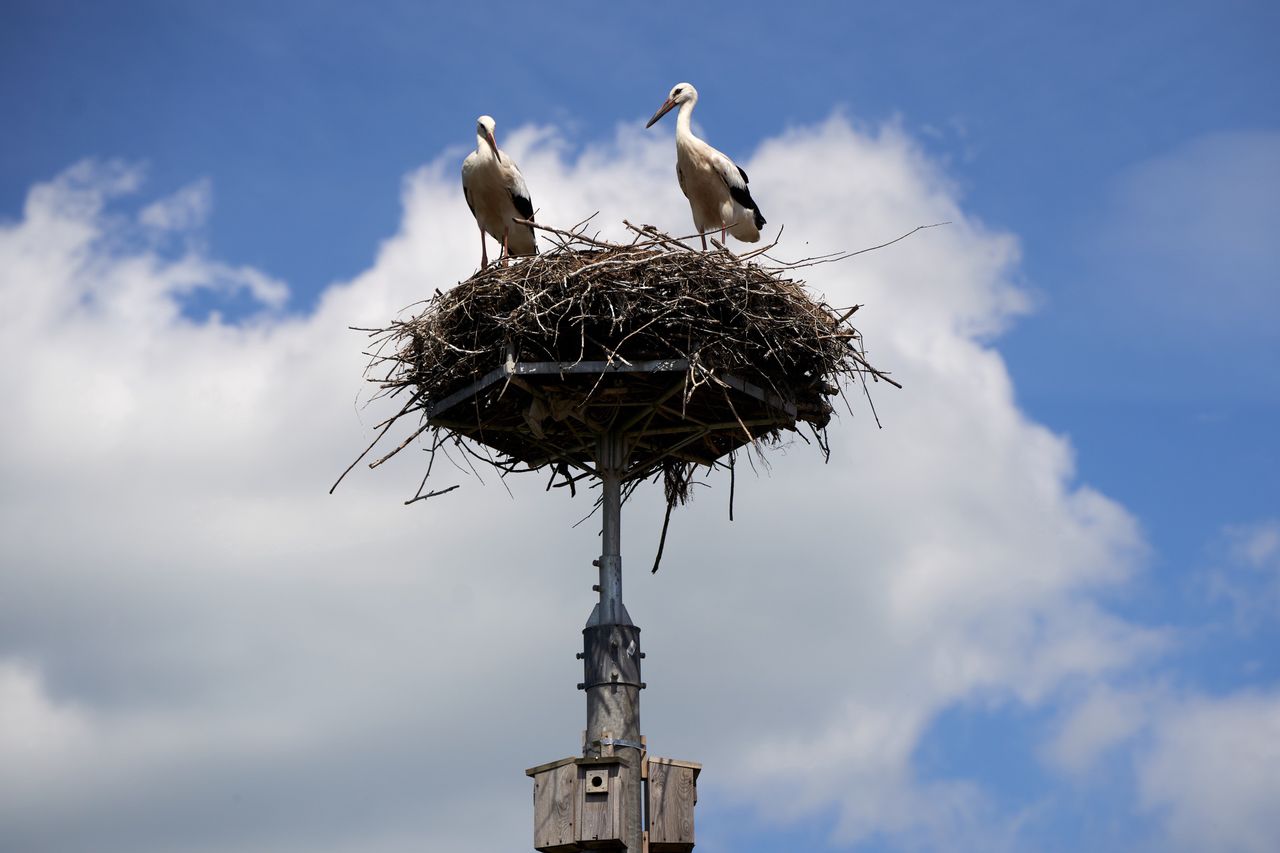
[527,755,627,851]
[646,757,700,852]
[528,757,578,853]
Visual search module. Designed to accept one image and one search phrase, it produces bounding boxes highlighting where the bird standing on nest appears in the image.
[646,83,766,251]
[461,115,538,268]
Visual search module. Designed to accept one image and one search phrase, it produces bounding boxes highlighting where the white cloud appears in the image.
[1137,690,1280,853]
[1040,682,1280,851]
[139,178,213,232]
[0,120,1159,852]
[1208,518,1280,630]
[1043,683,1151,776]
[1227,520,1280,569]
[0,660,90,769]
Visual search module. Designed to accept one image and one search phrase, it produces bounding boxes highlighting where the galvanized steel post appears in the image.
[598,432,626,625]
[581,431,644,851]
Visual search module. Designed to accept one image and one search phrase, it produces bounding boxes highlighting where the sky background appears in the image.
[2,2,1278,851]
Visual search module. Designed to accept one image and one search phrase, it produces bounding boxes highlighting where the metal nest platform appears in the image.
[427,355,798,483]
[335,221,897,502]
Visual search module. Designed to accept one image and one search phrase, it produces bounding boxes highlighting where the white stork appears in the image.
[645,83,765,250]
[461,115,537,268]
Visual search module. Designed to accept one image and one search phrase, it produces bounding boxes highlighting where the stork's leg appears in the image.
[700,232,708,251]
[501,227,511,267]
[479,225,488,268]
[720,226,727,246]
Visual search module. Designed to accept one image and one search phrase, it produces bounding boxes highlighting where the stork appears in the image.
[461,115,538,268]
[645,83,766,250]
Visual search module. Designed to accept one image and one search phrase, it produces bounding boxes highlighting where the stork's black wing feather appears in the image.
[725,180,767,229]
[463,186,476,218]
[509,189,535,222]
[719,158,766,229]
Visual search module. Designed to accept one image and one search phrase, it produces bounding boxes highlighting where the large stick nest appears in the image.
[338,221,898,522]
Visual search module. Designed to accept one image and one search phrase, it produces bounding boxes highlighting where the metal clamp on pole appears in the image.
[577,679,645,691]
[591,737,644,751]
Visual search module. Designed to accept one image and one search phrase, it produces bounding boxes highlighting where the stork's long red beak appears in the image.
[484,128,500,161]
[645,98,676,129]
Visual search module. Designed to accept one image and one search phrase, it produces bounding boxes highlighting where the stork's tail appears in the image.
[728,204,766,243]
[728,182,766,237]
[505,219,539,257]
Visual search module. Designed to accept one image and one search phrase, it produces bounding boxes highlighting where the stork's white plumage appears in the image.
[461,115,537,268]
[646,83,765,250]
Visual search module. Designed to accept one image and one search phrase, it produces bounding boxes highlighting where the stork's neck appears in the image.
[675,98,697,142]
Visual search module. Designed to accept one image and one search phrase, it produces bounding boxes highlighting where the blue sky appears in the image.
[2,2,1277,852]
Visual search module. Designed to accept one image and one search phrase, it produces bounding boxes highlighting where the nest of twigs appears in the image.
[336,220,900,561]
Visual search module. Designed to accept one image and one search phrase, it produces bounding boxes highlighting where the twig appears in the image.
[405,484,461,505]
[765,222,950,270]
[651,499,675,574]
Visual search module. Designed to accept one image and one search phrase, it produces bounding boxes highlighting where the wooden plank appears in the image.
[527,755,578,777]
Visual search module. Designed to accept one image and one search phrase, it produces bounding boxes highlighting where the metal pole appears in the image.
[598,432,625,625]
[581,431,643,851]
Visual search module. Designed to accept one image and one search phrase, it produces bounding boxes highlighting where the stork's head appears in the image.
[645,82,697,128]
[475,115,499,158]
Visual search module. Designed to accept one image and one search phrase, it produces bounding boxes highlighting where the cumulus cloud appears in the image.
[1137,690,1280,853]
[1040,681,1280,851]
[1,120,1162,852]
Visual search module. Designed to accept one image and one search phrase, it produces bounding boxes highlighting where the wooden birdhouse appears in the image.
[528,757,578,852]
[527,756,628,852]
[646,757,701,853]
